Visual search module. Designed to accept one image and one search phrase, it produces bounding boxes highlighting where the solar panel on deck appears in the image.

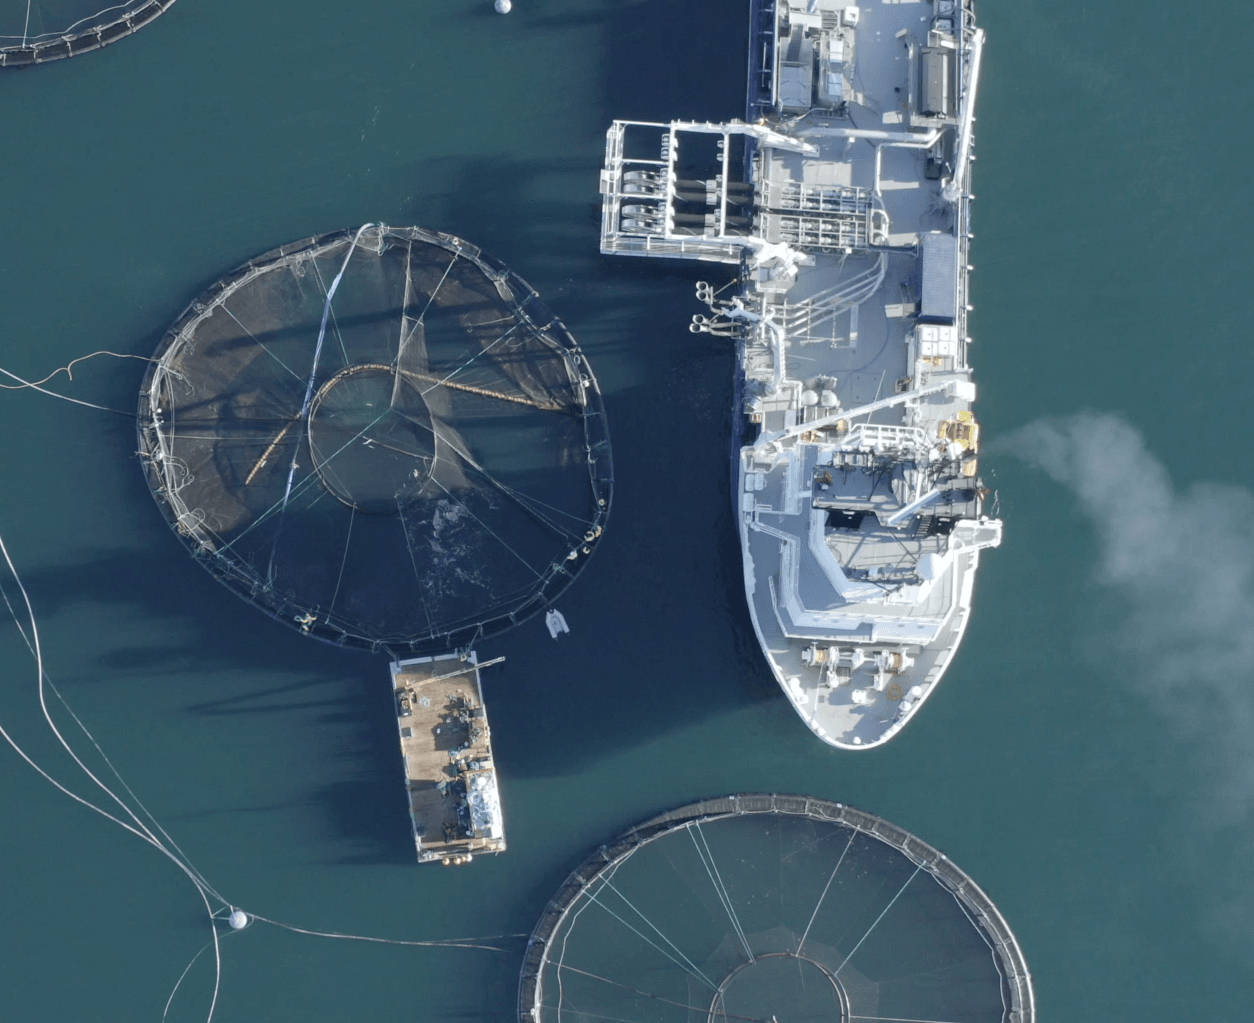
[920,231,959,324]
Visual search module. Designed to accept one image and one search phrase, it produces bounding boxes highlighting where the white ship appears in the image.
[599,0,1000,748]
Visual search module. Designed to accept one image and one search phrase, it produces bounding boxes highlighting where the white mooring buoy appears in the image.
[228,910,249,930]
[494,0,512,13]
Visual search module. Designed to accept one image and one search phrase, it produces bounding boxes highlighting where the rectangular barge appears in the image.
[390,652,506,864]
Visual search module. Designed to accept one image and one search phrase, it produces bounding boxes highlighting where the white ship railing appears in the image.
[600,119,818,265]
[944,29,985,203]
[838,423,930,454]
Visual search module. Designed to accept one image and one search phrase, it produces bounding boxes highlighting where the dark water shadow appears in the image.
[376,138,779,776]
[462,0,772,775]
[5,535,417,863]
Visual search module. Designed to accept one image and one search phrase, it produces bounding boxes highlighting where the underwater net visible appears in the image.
[0,1,175,65]
[520,794,1035,1023]
[138,224,612,655]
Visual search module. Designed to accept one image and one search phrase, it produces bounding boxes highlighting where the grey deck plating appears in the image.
[599,0,1000,748]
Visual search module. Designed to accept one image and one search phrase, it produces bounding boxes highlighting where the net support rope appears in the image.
[689,821,755,963]
[205,316,538,568]
[272,223,375,567]
[310,257,352,366]
[9,1,144,43]
[220,303,304,382]
[796,827,857,956]
[550,963,774,1023]
[834,863,923,977]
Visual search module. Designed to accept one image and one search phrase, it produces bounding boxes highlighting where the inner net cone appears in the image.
[139,224,612,655]
[307,363,438,516]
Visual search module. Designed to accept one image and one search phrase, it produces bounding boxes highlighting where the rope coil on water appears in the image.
[0,358,141,417]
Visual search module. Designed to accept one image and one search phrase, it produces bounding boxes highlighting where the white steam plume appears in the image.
[1005,412,1254,817]
[1005,413,1254,938]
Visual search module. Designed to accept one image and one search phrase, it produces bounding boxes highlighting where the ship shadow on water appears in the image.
[395,165,778,776]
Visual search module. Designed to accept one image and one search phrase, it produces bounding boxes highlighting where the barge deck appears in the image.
[390,652,506,864]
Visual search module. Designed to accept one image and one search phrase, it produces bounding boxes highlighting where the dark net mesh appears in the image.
[521,797,1034,1023]
[139,225,612,655]
[0,1,175,65]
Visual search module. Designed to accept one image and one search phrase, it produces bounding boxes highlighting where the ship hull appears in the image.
[599,1,1001,748]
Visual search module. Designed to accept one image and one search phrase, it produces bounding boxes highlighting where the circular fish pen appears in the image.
[138,224,612,655]
[520,794,1035,1023]
[0,1,176,66]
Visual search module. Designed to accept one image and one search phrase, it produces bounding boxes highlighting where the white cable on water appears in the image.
[0,532,226,1022]
[0,350,155,391]
[163,939,217,1021]
[0,365,135,417]
[0,576,220,900]
[0,536,224,896]
[0,580,204,886]
[0,520,523,1019]
[598,875,716,989]
[43,673,225,902]
[246,914,522,953]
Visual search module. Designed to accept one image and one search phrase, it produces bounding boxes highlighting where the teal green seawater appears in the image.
[1,1,1252,1020]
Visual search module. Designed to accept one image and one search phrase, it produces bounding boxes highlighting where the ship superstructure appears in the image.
[599,0,1000,748]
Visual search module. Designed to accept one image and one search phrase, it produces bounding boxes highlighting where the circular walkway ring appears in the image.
[0,1,177,68]
[518,793,1036,1023]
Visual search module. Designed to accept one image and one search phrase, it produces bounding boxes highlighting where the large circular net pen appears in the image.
[0,1,175,66]
[138,224,612,655]
[519,794,1035,1023]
